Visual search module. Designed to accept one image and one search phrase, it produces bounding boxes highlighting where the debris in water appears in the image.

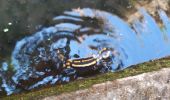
[3,28,9,32]
[8,22,12,26]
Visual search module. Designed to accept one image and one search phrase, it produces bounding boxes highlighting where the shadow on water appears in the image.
[1,0,170,96]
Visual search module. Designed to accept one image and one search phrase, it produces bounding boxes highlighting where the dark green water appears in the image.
[1,0,170,96]
[0,0,134,95]
[0,0,133,63]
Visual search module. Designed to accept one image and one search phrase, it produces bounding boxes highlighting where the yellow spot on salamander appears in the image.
[73,60,81,63]
[72,61,97,67]
[81,58,94,62]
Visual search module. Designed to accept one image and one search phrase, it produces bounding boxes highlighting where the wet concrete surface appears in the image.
[44,68,170,100]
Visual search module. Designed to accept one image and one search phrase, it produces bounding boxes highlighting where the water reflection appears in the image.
[1,8,170,95]
[0,0,132,62]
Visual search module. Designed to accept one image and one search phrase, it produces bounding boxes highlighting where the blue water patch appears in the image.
[1,8,170,95]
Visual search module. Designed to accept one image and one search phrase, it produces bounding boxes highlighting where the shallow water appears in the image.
[1,1,170,96]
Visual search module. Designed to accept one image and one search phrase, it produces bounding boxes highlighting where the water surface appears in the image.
[1,1,170,96]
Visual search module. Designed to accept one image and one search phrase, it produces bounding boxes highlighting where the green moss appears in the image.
[1,57,170,100]
[129,0,137,6]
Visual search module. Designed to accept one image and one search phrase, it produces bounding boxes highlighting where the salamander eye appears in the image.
[102,51,111,59]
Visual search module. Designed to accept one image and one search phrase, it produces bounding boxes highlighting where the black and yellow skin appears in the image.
[64,57,103,76]
[63,48,112,76]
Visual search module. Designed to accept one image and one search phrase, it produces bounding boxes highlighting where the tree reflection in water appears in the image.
[1,7,170,95]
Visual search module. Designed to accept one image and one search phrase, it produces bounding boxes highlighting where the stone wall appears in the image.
[44,68,170,100]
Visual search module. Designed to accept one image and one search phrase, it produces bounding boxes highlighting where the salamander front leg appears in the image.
[62,67,76,76]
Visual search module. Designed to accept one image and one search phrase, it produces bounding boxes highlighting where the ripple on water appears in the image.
[1,8,170,95]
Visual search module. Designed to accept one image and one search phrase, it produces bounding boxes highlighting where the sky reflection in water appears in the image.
[1,8,170,95]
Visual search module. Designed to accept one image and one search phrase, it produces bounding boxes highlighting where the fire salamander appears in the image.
[63,48,113,75]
